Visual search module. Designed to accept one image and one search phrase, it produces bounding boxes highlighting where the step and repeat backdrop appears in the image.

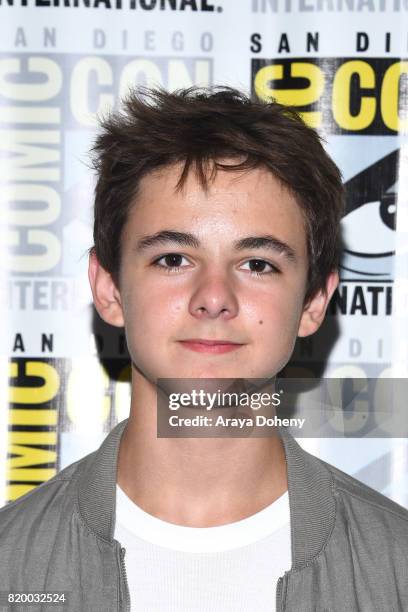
[1,0,407,507]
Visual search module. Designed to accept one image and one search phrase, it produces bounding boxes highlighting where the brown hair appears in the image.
[91,86,344,303]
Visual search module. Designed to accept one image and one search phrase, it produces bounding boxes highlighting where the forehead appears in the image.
[124,162,307,256]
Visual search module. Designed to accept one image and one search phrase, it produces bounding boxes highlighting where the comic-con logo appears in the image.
[252,57,408,135]
[252,57,404,282]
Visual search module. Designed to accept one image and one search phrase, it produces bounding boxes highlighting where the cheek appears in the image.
[122,284,185,342]
[249,291,303,343]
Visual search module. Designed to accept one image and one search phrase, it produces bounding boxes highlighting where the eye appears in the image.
[240,259,280,276]
[151,253,190,273]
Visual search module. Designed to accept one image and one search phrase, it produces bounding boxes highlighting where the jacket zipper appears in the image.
[276,576,283,611]
[119,546,131,612]
[276,574,288,612]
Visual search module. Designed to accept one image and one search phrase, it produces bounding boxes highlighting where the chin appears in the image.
[176,368,259,381]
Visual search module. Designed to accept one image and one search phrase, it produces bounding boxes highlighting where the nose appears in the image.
[189,269,239,320]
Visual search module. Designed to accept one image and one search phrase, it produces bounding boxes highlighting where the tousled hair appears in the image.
[91,86,344,303]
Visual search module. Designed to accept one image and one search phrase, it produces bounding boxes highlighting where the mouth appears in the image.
[178,339,245,354]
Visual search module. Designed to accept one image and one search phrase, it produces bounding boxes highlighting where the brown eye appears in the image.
[249,260,269,273]
[241,259,279,276]
[152,253,189,273]
[161,254,184,267]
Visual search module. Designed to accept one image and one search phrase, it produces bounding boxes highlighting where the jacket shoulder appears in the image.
[0,452,93,533]
[320,456,408,526]
[0,451,99,590]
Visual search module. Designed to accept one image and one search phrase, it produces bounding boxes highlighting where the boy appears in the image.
[0,86,407,611]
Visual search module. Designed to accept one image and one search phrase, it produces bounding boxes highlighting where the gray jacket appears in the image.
[1,418,407,611]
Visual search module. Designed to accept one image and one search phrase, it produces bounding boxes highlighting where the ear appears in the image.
[297,269,339,338]
[88,250,125,327]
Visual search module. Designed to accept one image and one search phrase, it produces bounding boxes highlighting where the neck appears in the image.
[117,369,288,527]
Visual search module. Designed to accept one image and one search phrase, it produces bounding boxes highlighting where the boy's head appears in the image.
[89,86,344,381]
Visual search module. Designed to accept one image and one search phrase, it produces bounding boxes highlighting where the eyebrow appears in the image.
[134,230,297,263]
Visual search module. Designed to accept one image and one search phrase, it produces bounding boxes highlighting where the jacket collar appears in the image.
[278,426,336,570]
[77,419,336,568]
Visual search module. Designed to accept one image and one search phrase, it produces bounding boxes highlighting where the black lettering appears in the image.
[307,31,319,52]
[13,334,25,353]
[386,285,392,314]
[250,33,262,53]
[278,33,290,53]
[41,334,53,353]
[350,287,367,315]
[180,0,197,8]
[356,32,369,52]
[329,285,347,315]
[366,286,383,315]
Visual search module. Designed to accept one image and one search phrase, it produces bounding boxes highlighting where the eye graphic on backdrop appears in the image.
[340,149,398,280]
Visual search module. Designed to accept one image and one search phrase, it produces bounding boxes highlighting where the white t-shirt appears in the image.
[114,484,292,611]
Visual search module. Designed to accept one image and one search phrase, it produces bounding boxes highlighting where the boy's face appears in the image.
[89,163,338,382]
